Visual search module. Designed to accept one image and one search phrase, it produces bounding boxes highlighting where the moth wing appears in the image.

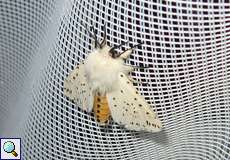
[107,72,162,132]
[64,63,93,112]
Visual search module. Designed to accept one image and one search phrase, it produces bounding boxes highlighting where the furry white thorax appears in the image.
[84,45,130,96]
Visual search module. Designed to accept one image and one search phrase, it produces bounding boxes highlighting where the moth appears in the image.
[64,23,162,132]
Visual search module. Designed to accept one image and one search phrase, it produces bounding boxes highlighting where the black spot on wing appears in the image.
[146,121,151,126]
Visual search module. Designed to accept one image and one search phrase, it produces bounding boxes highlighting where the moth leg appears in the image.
[128,77,142,84]
[100,24,107,48]
[130,41,144,49]
[122,66,142,84]
[123,65,134,73]
[123,65,147,84]
[119,41,144,59]
[109,41,129,53]
[119,49,133,59]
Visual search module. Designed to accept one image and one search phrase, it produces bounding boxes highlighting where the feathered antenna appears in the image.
[100,24,107,48]
[81,21,101,48]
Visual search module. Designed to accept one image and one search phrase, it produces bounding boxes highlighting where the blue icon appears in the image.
[3,141,18,157]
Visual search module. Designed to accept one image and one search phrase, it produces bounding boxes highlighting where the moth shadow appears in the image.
[138,129,169,145]
[99,125,112,133]
[97,121,114,133]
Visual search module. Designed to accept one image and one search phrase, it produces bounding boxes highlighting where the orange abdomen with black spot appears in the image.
[93,95,111,125]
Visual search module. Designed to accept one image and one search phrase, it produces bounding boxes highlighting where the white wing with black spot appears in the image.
[64,63,93,112]
[107,72,162,132]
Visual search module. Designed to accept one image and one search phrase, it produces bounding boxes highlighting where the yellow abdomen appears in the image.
[93,95,111,125]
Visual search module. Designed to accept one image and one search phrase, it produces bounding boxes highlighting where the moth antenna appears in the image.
[91,26,99,48]
[80,21,100,48]
[80,21,94,38]
[100,24,107,48]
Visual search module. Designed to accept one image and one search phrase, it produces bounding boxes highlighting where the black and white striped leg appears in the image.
[119,41,144,59]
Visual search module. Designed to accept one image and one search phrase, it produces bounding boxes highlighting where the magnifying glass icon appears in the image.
[3,141,18,157]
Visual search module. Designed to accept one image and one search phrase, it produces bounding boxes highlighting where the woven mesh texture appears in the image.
[0,0,230,159]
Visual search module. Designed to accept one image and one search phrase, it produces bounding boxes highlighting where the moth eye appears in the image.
[109,50,119,58]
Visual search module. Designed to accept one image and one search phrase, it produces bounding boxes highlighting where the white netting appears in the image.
[0,0,230,159]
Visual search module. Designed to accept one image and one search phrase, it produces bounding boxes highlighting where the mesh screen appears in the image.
[0,0,230,159]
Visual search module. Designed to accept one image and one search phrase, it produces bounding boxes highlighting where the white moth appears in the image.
[64,24,162,132]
